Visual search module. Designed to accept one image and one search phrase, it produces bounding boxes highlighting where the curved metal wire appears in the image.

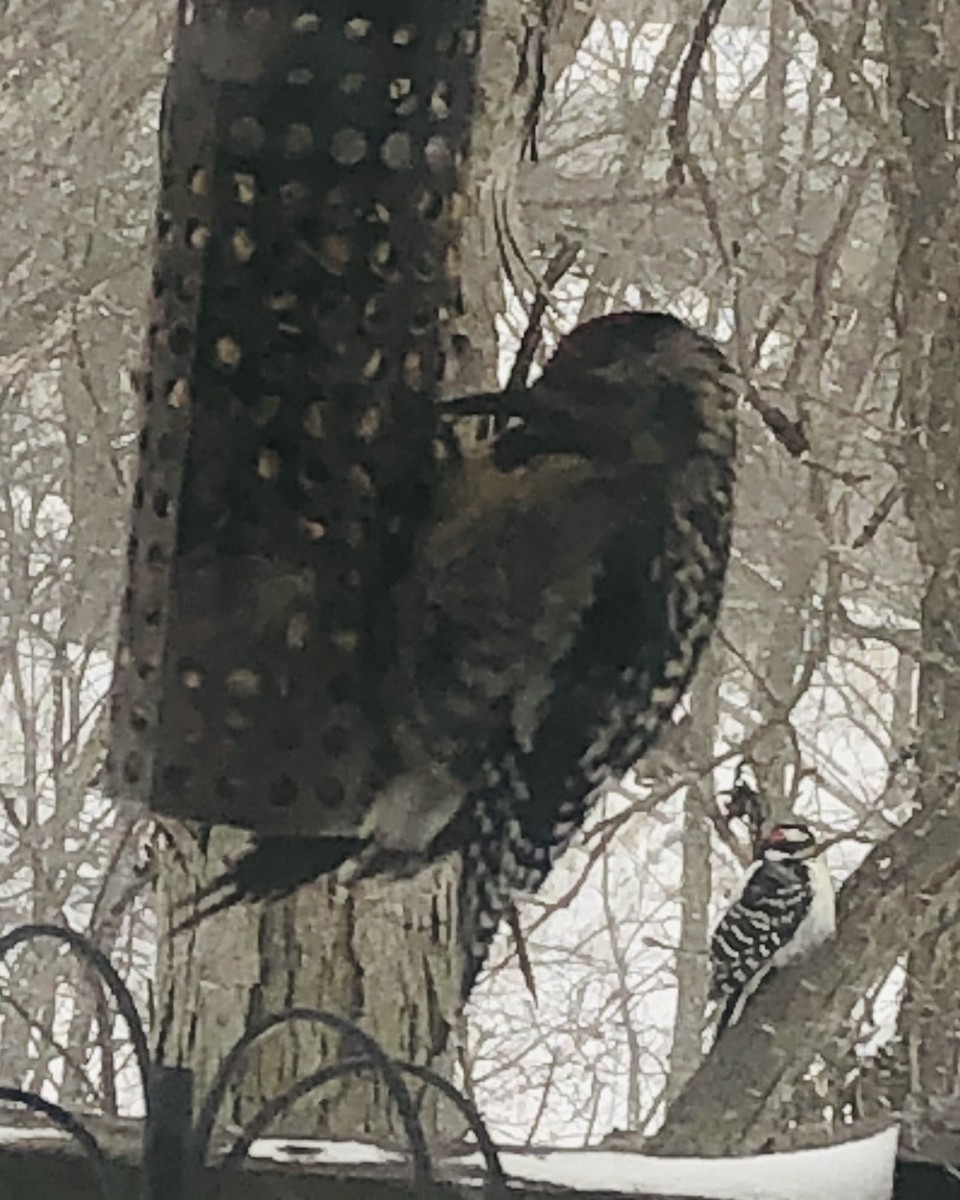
[394,1060,507,1195]
[220,1054,508,1197]
[193,1006,432,1187]
[0,924,151,1113]
[0,1086,114,1200]
[0,930,502,1193]
[219,1056,372,1167]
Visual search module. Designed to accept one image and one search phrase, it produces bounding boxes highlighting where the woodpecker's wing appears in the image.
[390,446,693,993]
[389,451,640,772]
[709,859,813,1001]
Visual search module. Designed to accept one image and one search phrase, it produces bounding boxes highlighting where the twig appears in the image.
[491,189,524,302]
[88,817,142,932]
[745,383,811,457]
[835,600,918,654]
[506,238,581,390]
[783,148,879,399]
[0,992,99,1104]
[504,903,538,1004]
[683,154,732,271]
[852,483,902,548]
[667,0,730,189]
[788,0,906,169]
[516,0,550,163]
[69,305,127,493]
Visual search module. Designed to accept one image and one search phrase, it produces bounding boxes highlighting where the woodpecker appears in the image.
[182,310,739,991]
[710,823,836,1033]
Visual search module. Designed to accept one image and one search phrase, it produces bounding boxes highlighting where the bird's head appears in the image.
[492,310,739,474]
[759,822,819,863]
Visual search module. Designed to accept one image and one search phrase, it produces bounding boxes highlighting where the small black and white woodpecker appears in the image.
[709,823,836,1033]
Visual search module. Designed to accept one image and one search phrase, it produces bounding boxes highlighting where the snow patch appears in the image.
[0,1125,70,1143]
[485,1128,898,1199]
[247,1125,897,1200]
[0,1119,896,1199]
[248,1137,405,1165]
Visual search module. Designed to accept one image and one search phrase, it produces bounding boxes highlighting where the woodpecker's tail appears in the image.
[715,991,743,1037]
[172,835,366,933]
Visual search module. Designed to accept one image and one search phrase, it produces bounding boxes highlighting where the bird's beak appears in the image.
[438,390,529,421]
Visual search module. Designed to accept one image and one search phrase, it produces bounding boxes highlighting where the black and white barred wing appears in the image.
[710,860,812,1005]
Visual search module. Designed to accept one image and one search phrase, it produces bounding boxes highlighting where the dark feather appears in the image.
[186,311,739,994]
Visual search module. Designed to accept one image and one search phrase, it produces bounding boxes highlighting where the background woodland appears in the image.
[0,0,958,1162]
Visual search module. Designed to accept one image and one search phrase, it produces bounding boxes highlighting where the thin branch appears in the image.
[667,0,731,189]
[515,0,550,163]
[744,383,811,457]
[504,903,538,1004]
[788,0,907,170]
[506,238,581,390]
[0,991,99,1104]
[852,483,903,549]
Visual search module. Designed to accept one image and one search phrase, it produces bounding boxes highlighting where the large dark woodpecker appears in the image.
[186,310,739,988]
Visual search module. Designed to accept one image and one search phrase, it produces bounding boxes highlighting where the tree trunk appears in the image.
[876,0,960,1127]
[663,651,716,1108]
[154,830,463,1140]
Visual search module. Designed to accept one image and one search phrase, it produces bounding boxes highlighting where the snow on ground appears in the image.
[248,1137,405,1165]
[490,1126,898,1199]
[0,1125,71,1143]
[0,1119,898,1198]
[248,1125,898,1199]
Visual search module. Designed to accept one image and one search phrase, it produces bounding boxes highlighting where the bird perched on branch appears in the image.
[183,310,739,991]
[710,822,836,1033]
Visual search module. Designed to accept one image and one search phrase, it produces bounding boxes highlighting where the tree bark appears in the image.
[872,0,960,1126]
[663,651,716,1108]
[154,830,462,1141]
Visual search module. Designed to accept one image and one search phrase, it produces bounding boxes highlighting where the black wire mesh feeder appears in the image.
[85,2,492,1192]
[105,1,483,867]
